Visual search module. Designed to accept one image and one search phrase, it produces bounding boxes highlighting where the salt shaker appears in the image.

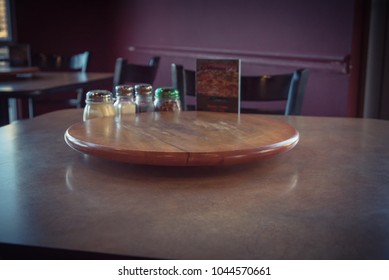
[114,85,136,118]
[83,90,115,121]
[134,84,154,113]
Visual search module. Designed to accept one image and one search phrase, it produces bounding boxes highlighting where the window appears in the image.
[0,0,12,41]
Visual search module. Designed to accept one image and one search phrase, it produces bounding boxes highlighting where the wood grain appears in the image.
[65,111,299,166]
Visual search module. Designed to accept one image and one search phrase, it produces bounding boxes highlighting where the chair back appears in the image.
[69,51,89,72]
[0,44,32,67]
[31,51,90,111]
[286,68,309,115]
[171,64,309,115]
[113,57,160,89]
[171,64,196,110]
[33,51,89,72]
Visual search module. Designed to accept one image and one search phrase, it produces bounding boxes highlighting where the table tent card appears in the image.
[196,59,241,113]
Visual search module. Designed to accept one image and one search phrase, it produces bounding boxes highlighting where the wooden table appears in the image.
[1,109,389,259]
[0,71,113,125]
[0,66,40,79]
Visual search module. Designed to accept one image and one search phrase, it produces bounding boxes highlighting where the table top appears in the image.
[0,66,40,78]
[65,112,299,166]
[0,71,113,97]
[1,109,389,259]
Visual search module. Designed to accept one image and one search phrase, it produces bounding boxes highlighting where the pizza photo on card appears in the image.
[196,59,241,113]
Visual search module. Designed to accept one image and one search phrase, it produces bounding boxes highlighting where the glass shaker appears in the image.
[114,85,136,118]
[134,84,154,113]
[83,90,115,121]
[154,87,181,112]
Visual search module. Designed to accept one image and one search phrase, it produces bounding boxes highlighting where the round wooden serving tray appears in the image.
[65,111,299,166]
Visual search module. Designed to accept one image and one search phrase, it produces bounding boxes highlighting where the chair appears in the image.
[171,64,309,115]
[33,51,89,72]
[0,44,32,67]
[0,44,32,122]
[32,51,90,115]
[113,57,160,92]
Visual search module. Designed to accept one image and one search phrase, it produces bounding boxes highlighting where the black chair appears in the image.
[32,51,90,115]
[113,57,160,92]
[33,51,89,72]
[171,64,309,115]
[0,44,32,67]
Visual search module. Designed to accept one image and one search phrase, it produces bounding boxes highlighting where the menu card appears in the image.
[196,58,241,113]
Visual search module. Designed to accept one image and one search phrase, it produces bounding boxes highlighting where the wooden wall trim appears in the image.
[128,45,350,74]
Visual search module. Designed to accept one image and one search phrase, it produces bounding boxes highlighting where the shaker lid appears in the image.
[115,85,134,97]
[155,87,180,99]
[134,84,153,95]
[86,90,113,103]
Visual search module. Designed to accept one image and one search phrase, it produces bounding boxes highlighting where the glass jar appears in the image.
[154,87,181,112]
[114,85,136,118]
[134,84,154,113]
[83,90,115,121]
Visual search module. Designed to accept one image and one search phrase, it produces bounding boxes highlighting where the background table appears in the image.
[1,109,389,259]
[0,66,40,79]
[0,72,113,125]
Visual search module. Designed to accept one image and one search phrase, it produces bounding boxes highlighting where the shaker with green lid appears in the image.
[154,87,181,112]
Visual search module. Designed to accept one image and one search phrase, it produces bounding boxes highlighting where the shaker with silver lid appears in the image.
[83,89,115,121]
[114,85,136,118]
[134,84,154,113]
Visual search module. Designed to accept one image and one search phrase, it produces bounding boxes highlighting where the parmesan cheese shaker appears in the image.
[83,90,115,121]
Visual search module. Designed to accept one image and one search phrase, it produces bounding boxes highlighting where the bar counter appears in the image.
[0,109,388,259]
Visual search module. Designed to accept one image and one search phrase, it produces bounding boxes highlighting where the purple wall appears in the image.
[15,0,356,116]
[14,0,116,71]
